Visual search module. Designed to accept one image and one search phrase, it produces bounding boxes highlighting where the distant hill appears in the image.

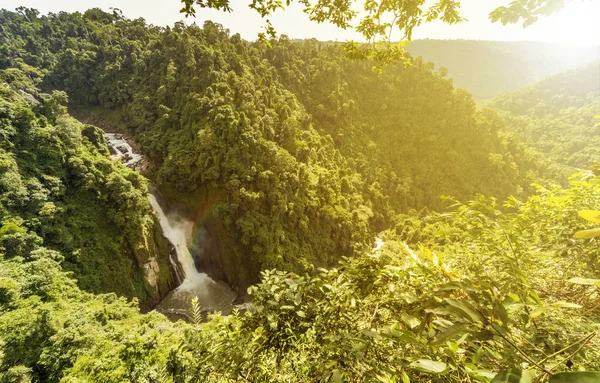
[406,39,599,101]
[489,60,600,169]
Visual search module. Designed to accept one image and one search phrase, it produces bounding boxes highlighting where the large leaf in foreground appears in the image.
[568,277,600,287]
[578,210,600,223]
[575,228,600,239]
[408,359,447,374]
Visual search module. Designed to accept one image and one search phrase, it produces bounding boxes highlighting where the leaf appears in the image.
[549,372,600,383]
[529,306,547,319]
[472,346,483,364]
[491,369,536,383]
[575,228,600,239]
[401,314,420,329]
[362,329,380,339]
[578,210,600,223]
[431,323,469,345]
[443,298,485,324]
[522,16,538,28]
[401,371,410,383]
[568,277,600,287]
[494,302,509,325]
[550,301,582,309]
[474,370,497,379]
[409,359,447,374]
[332,369,343,383]
[474,329,495,341]
[506,293,520,302]
[190,296,202,325]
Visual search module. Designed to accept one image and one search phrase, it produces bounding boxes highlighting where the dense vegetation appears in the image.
[488,61,600,170]
[0,8,544,291]
[3,117,599,380]
[0,66,175,307]
[405,40,598,101]
[1,5,599,382]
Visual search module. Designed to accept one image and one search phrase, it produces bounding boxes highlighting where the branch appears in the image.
[490,323,552,375]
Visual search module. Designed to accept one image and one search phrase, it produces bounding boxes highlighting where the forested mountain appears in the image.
[2,74,599,379]
[489,61,600,170]
[406,39,598,101]
[264,39,536,210]
[1,6,599,383]
[0,8,538,291]
[0,67,176,307]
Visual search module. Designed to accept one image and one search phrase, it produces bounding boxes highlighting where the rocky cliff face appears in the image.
[190,213,259,296]
[135,215,181,310]
[72,109,245,298]
[101,131,181,309]
[143,180,254,296]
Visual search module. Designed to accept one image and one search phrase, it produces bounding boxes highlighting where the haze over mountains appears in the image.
[1,6,599,383]
[406,39,599,100]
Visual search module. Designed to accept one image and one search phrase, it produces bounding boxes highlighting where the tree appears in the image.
[181,0,465,63]
[490,0,578,28]
[179,0,584,63]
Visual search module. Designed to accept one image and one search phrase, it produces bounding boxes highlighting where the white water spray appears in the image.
[105,133,236,317]
[105,133,142,168]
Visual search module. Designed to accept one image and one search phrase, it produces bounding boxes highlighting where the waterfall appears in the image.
[148,193,200,279]
[104,132,236,317]
[105,133,142,168]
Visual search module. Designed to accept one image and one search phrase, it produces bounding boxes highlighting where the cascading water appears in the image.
[105,133,236,318]
[105,133,143,169]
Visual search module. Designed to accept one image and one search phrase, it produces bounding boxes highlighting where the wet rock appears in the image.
[116,144,129,154]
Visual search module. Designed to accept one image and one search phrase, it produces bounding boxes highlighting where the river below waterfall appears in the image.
[105,133,237,319]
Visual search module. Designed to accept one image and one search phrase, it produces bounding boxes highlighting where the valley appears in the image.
[0,3,598,382]
[105,132,238,318]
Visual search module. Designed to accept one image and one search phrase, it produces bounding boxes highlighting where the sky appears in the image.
[2,0,599,45]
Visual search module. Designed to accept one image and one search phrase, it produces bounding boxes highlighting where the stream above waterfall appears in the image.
[105,133,237,319]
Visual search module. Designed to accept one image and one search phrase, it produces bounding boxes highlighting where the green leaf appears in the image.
[474,329,495,341]
[575,228,600,238]
[332,369,342,383]
[550,301,582,309]
[362,329,380,339]
[529,306,547,319]
[506,293,520,302]
[443,298,485,324]
[578,210,600,223]
[549,372,600,383]
[491,369,535,383]
[474,370,497,380]
[401,314,420,329]
[494,302,509,325]
[409,359,447,374]
[431,323,469,345]
[568,277,600,287]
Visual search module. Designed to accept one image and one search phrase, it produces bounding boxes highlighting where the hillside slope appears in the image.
[1,7,599,383]
[406,39,598,101]
[0,8,538,290]
[0,66,176,307]
[489,61,600,169]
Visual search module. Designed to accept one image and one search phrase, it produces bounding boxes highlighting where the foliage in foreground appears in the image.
[2,170,598,382]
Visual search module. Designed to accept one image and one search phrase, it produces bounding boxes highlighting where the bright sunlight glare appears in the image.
[412,0,600,46]
[2,0,599,45]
